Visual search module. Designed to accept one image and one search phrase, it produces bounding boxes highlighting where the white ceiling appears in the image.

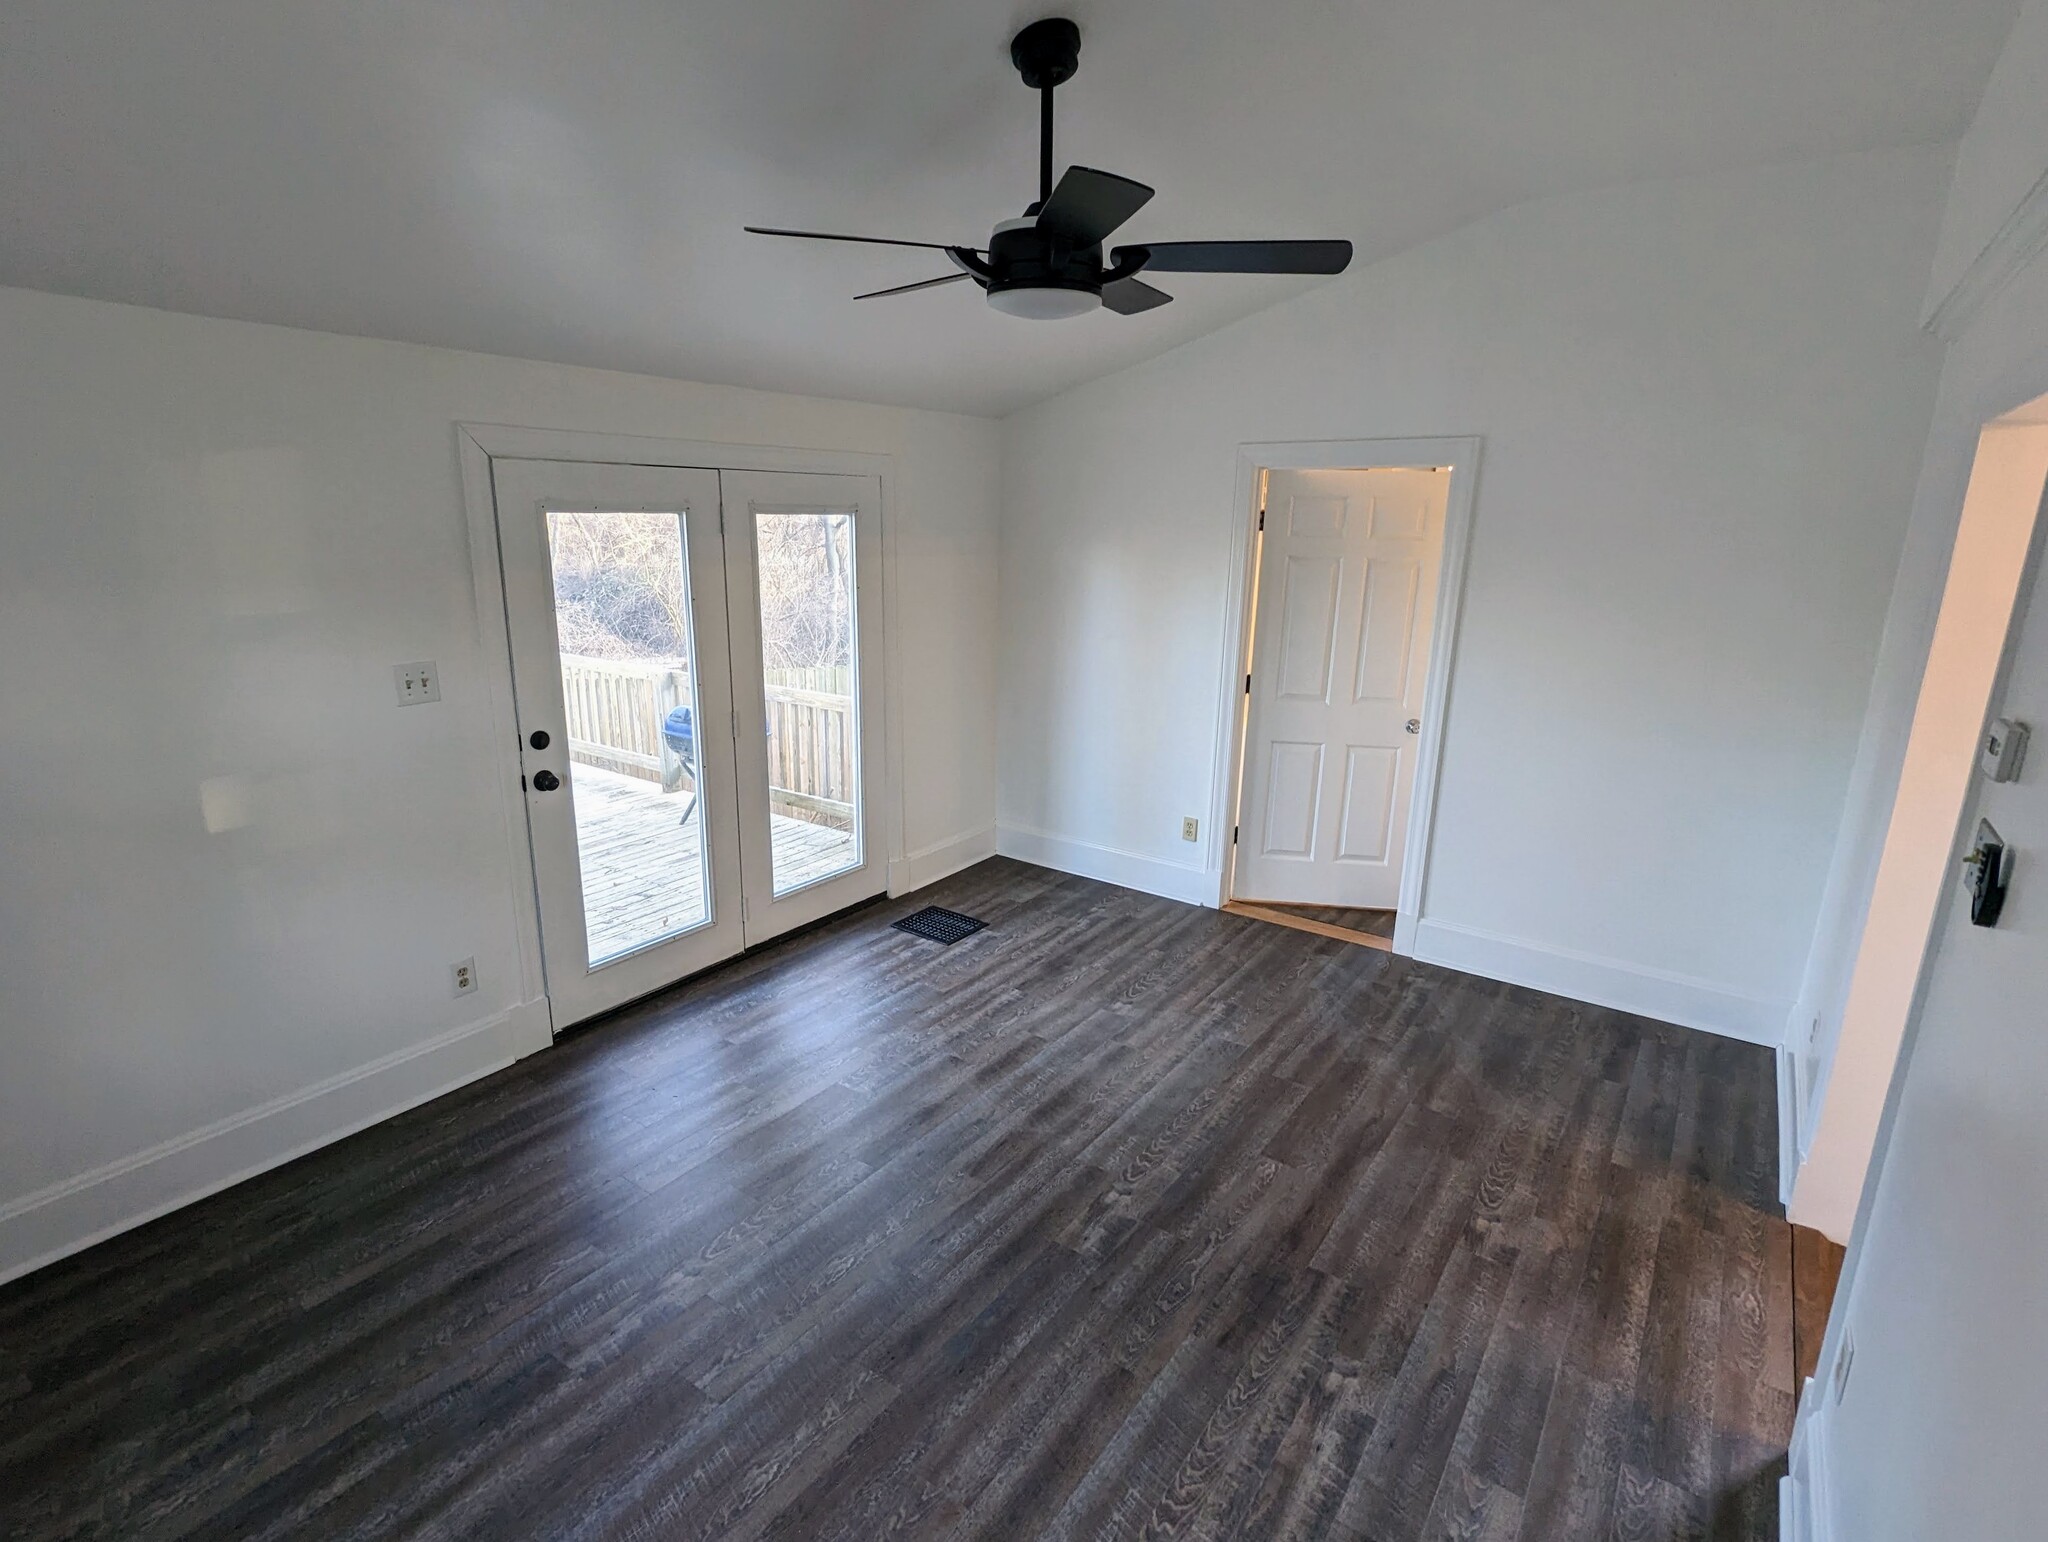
[0,0,2018,416]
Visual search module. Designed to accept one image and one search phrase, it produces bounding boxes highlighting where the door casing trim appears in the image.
[1208,436,1482,956]
[456,422,903,1036]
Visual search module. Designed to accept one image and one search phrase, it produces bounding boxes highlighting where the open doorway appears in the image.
[1789,412,2048,1237]
[1214,439,1480,953]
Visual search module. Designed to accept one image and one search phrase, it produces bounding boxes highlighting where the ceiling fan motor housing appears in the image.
[983,216,1103,316]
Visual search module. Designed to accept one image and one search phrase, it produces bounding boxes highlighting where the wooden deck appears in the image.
[572,764,855,959]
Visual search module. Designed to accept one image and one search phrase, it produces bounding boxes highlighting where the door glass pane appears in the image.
[546,510,711,965]
[754,510,861,894]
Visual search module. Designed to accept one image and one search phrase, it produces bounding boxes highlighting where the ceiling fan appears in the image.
[745,17,1353,320]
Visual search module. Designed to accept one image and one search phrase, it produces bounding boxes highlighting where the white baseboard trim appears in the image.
[996,823,1216,907]
[0,1000,553,1286]
[1778,1043,1801,1206]
[1782,1382,1836,1542]
[889,826,997,895]
[1410,918,1786,1047]
[1780,1474,1801,1542]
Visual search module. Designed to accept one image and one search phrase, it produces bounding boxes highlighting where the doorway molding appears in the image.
[455,422,904,1033]
[1206,435,1483,956]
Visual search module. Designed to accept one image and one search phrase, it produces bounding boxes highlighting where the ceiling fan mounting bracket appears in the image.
[1010,18,1080,90]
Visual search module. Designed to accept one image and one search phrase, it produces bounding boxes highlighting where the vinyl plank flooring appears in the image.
[0,857,1794,1540]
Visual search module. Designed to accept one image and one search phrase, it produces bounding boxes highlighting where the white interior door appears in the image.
[494,459,745,1028]
[720,469,889,941]
[1233,466,1449,908]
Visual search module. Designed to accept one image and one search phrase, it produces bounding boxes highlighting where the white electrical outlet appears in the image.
[395,661,441,705]
[451,957,477,996]
[1182,816,1200,842]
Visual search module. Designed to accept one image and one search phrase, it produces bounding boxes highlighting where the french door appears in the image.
[492,458,885,1030]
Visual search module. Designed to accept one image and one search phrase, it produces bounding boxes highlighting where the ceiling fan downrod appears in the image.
[1010,17,1080,209]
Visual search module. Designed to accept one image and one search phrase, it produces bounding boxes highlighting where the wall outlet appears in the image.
[1181,816,1200,842]
[451,957,477,996]
[395,661,441,705]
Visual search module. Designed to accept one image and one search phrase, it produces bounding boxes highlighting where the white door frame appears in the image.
[1207,436,1482,955]
[455,422,904,1033]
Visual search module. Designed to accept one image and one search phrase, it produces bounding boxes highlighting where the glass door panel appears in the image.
[544,509,710,962]
[721,469,888,945]
[753,509,862,895]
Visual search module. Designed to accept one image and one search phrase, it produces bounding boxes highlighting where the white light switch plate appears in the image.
[395,661,440,705]
[1981,717,2028,782]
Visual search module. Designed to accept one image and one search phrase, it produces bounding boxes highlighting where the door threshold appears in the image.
[1222,900,1394,952]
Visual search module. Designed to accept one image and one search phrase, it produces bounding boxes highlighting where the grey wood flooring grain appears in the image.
[0,858,1792,1540]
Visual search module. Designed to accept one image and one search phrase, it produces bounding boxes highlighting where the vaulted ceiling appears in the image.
[0,0,2019,415]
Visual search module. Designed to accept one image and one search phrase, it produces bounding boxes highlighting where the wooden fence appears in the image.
[764,665,853,696]
[561,654,856,827]
[560,655,689,790]
[763,685,857,829]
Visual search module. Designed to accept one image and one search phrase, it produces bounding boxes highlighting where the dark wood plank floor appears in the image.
[0,858,1793,1540]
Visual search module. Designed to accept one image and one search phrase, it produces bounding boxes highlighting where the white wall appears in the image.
[1921,0,2048,328]
[997,146,1950,1043]
[1787,5,2048,1534]
[1789,425,2046,1241]
[1789,0,2048,1231]
[1813,432,2048,1537]
[0,287,999,1281]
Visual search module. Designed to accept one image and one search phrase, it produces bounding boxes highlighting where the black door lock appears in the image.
[531,769,561,792]
[1963,818,2011,927]
[529,730,551,750]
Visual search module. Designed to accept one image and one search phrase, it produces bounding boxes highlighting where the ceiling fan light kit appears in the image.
[745,16,1353,321]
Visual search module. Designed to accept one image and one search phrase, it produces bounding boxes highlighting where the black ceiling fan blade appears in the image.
[745,226,972,253]
[1116,239,1353,275]
[1035,166,1155,246]
[853,273,971,300]
[1102,277,1173,315]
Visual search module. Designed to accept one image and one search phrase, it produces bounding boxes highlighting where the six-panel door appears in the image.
[1233,466,1449,909]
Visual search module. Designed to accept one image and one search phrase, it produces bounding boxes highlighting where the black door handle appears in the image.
[531,769,561,792]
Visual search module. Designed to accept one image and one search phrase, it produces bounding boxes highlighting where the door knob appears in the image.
[531,769,561,792]
[1405,718,1420,735]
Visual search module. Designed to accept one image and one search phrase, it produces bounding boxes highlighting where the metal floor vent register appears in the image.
[893,906,988,945]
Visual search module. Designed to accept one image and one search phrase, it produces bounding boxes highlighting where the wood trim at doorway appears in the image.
[1792,1223,1847,1408]
[1222,900,1394,952]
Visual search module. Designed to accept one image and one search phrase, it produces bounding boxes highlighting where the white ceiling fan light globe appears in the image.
[987,285,1102,320]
